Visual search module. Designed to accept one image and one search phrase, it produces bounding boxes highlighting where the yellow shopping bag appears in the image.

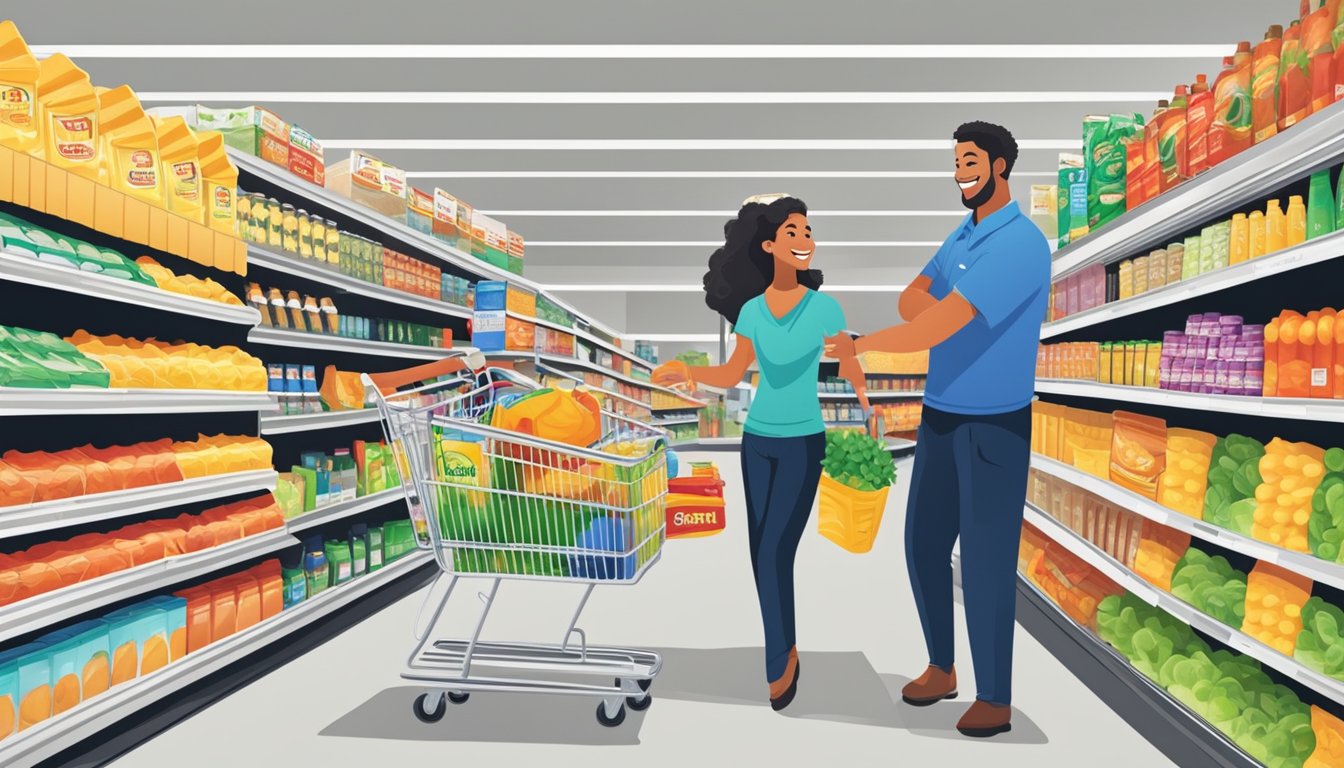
[817,472,890,554]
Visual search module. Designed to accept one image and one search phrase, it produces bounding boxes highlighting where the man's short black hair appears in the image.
[953,121,1018,180]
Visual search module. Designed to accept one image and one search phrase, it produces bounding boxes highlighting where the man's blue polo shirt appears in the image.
[917,201,1050,416]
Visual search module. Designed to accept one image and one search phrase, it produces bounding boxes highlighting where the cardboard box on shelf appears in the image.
[193,105,290,169]
[471,211,509,270]
[287,125,324,186]
[405,187,433,235]
[432,188,461,244]
[506,283,537,318]
[325,151,407,220]
[507,230,525,275]
[505,316,536,352]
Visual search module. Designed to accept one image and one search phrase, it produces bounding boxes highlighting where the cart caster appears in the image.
[627,693,652,711]
[413,692,447,723]
[447,691,470,705]
[596,700,626,727]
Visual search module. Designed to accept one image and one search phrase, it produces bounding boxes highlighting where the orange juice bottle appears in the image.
[1306,0,1342,112]
[1210,42,1254,166]
[1266,316,1281,396]
[1143,100,1169,201]
[1249,209,1267,258]
[1254,25,1285,143]
[0,20,40,153]
[1266,199,1288,253]
[1187,74,1213,175]
[1315,307,1336,398]
[1159,85,1190,191]
[97,85,162,206]
[1303,311,1320,396]
[1281,311,1310,397]
[197,131,238,235]
[1279,20,1311,130]
[35,54,99,178]
[1230,213,1250,264]
[154,116,203,224]
[1288,194,1308,246]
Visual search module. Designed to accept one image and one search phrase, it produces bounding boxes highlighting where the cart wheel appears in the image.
[637,678,652,692]
[627,693,652,711]
[447,691,470,705]
[413,692,447,723]
[596,701,626,727]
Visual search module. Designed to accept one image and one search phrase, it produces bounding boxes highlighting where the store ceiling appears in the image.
[7,0,1286,351]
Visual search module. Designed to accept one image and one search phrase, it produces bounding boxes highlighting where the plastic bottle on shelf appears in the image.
[1306,0,1341,113]
[1118,259,1134,300]
[1182,235,1202,280]
[1249,209,1267,258]
[1159,85,1190,191]
[1186,74,1213,175]
[1230,213,1250,263]
[1265,199,1288,254]
[1253,25,1285,143]
[1210,42,1254,166]
[1314,307,1336,398]
[1287,194,1308,247]
[1308,169,1336,240]
[1142,100,1169,202]
[1279,20,1311,131]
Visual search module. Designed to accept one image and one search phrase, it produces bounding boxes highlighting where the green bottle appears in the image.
[1309,169,1336,240]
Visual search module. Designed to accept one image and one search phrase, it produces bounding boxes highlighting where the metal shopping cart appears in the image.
[363,350,666,727]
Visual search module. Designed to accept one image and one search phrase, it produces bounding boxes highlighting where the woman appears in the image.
[654,194,865,711]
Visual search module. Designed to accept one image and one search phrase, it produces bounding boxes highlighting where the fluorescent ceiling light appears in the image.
[480,210,967,217]
[626,333,721,342]
[136,90,1164,104]
[527,241,941,247]
[542,284,907,292]
[32,44,1230,59]
[405,170,1059,179]
[322,138,1081,150]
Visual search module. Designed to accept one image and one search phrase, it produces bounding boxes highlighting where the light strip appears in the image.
[30,44,1231,59]
[135,90,1165,104]
[405,170,1060,179]
[526,241,941,247]
[481,210,967,217]
[321,138,1081,150]
[541,284,908,292]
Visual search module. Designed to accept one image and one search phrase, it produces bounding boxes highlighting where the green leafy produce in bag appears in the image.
[1295,596,1344,681]
[1309,447,1344,562]
[822,429,895,492]
[1171,547,1248,628]
[1204,433,1266,535]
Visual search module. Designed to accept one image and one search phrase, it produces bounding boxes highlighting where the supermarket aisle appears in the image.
[109,453,1173,768]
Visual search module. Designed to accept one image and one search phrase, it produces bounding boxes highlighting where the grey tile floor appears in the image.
[109,453,1174,767]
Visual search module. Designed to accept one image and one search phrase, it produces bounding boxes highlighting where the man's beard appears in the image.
[960,175,997,210]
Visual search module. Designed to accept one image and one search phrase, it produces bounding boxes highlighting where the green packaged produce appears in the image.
[325,540,353,587]
[367,525,384,571]
[350,527,368,578]
[1084,114,1142,232]
[1203,433,1266,535]
[281,566,307,608]
[1170,547,1247,627]
[1308,447,1344,562]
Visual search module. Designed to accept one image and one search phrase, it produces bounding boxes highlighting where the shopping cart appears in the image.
[363,350,667,727]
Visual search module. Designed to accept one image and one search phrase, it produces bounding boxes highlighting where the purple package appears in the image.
[1245,366,1264,396]
[1219,336,1237,360]
[1186,315,1202,335]
[1228,361,1246,395]
[1233,341,1250,361]
[1065,274,1080,316]
[1178,360,1193,391]
[1220,315,1244,335]
[1091,264,1107,309]
[1213,360,1229,394]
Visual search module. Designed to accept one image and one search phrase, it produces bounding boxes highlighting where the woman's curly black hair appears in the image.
[702,196,823,325]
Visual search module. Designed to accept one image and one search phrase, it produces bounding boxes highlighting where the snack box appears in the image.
[471,211,509,271]
[405,187,434,235]
[505,316,536,352]
[194,105,289,169]
[287,125,325,186]
[325,151,407,220]
[432,188,462,243]
[506,283,537,318]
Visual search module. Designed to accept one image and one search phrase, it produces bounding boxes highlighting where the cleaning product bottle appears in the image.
[1254,25,1286,143]
[1143,100,1168,202]
[1333,0,1344,103]
[1159,86,1190,192]
[1230,212,1250,263]
[1308,169,1336,239]
[197,131,238,236]
[1266,199,1288,253]
[1186,74,1213,175]
[153,116,203,224]
[1287,194,1308,246]
[0,20,40,153]
[1249,209,1267,258]
[34,54,99,178]
[96,85,162,206]
[1279,20,1311,130]
[1307,0,1342,112]
[1210,43,1255,166]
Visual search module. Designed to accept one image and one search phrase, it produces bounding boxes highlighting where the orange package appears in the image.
[1306,705,1344,768]
[0,462,37,507]
[1267,315,1281,396]
[229,575,262,632]
[1279,311,1312,398]
[250,561,284,620]
[1243,560,1314,656]
[1109,411,1168,500]
[1,451,84,502]
[1312,308,1336,399]
[1133,519,1191,591]
[174,586,213,654]
[50,449,118,495]
[210,585,237,642]
[46,554,94,586]
[82,545,133,580]
[11,563,62,603]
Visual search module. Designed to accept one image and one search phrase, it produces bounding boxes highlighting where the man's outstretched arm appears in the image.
[827,292,977,357]
[898,275,938,322]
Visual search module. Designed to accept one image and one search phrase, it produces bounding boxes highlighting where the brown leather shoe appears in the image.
[769,647,800,711]
[901,664,957,706]
[956,700,1012,737]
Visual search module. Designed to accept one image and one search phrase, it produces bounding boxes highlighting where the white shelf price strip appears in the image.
[0,470,277,541]
[1030,454,1344,593]
[1034,379,1344,423]
[248,327,465,361]
[0,388,276,416]
[0,530,298,646]
[1024,502,1344,706]
[285,489,405,534]
[0,551,432,768]
[259,408,381,435]
[1042,229,1344,340]
[0,250,261,326]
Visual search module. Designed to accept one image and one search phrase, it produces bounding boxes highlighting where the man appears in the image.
[826,121,1050,738]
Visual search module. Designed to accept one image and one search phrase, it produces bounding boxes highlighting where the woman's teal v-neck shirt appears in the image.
[733,289,846,438]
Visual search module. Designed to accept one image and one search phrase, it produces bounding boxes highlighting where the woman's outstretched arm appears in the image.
[689,335,756,389]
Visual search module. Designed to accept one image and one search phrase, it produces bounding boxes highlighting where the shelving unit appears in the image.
[0,251,262,326]
[0,530,298,646]
[0,387,276,416]
[0,470,277,542]
[1035,379,1344,423]
[248,326,465,361]
[259,408,381,436]
[510,311,654,372]
[0,550,433,768]
[285,489,405,534]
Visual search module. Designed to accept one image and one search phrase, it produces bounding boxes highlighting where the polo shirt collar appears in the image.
[956,201,1022,247]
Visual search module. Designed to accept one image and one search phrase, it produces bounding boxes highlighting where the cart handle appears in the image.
[364,350,490,395]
